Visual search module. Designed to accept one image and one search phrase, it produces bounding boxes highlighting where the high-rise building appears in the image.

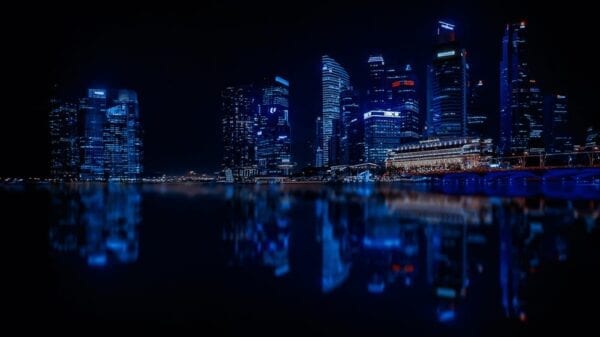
[222,85,258,179]
[321,55,350,166]
[328,118,343,166]
[257,76,292,175]
[80,89,109,180]
[391,64,420,142]
[528,81,544,153]
[467,80,488,139]
[544,94,572,153]
[427,21,468,138]
[315,116,324,167]
[104,90,143,181]
[500,21,544,155]
[340,89,362,164]
[364,110,403,164]
[367,55,387,111]
[49,99,80,179]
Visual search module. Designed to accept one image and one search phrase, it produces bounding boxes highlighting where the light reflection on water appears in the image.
[40,182,599,331]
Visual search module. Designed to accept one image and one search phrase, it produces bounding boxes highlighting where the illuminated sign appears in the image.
[275,76,289,87]
[437,50,456,58]
[557,95,566,99]
[392,80,415,87]
[439,21,455,30]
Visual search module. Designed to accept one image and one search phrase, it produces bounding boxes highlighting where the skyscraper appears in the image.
[500,21,543,155]
[80,89,108,180]
[222,85,258,179]
[366,55,387,111]
[256,76,292,175]
[364,110,403,164]
[49,99,79,179]
[544,94,572,153]
[340,88,363,164]
[321,55,350,166]
[104,90,143,181]
[427,21,468,138]
[315,116,324,167]
[467,80,488,139]
[391,64,420,142]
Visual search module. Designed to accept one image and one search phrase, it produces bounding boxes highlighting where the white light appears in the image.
[437,50,456,58]
[439,21,455,30]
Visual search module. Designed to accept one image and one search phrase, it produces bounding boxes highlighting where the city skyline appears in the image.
[5,1,597,176]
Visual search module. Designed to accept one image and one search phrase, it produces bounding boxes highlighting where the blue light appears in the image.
[368,281,385,294]
[274,264,290,277]
[275,76,289,87]
[437,50,456,58]
[88,253,107,266]
[439,21,455,30]
[438,309,456,322]
[436,287,457,298]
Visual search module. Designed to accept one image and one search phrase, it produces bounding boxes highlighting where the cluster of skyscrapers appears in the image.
[49,88,143,181]
[316,20,576,169]
[221,76,293,180]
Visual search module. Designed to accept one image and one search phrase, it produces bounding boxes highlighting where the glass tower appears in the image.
[544,94,572,153]
[427,21,468,138]
[340,88,362,165]
[256,76,292,175]
[321,55,350,166]
[222,85,258,179]
[500,21,542,155]
[49,99,79,179]
[364,110,403,164]
[467,80,488,139]
[391,64,420,142]
[80,89,108,180]
[367,55,387,111]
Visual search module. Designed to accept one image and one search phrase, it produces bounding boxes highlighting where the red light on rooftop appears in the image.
[391,81,401,88]
[404,264,414,273]
[403,80,415,86]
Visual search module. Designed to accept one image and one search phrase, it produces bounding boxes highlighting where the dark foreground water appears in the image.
[10,182,600,334]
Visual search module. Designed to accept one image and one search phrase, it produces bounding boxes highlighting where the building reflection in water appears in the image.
[221,185,291,277]
[222,184,598,323]
[49,184,141,266]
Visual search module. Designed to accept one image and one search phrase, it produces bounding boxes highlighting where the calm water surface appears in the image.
[13,182,600,334]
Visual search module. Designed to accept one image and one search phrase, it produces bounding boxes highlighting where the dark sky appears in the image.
[3,0,596,177]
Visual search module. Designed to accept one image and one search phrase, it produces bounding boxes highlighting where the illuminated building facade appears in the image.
[391,64,420,142]
[544,94,572,153]
[49,99,79,179]
[315,116,324,167]
[386,137,494,172]
[366,55,387,111]
[500,21,545,155]
[364,110,403,164]
[221,85,258,180]
[80,89,109,180]
[321,55,350,166]
[256,76,292,175]
[427,21,468,138]
[467,80,488,139]
[340,89,364,165]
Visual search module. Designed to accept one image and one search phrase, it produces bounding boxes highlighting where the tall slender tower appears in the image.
[321,55,350,166]
[427,21,468,138]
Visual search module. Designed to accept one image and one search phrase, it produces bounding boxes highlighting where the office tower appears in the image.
[364,110,403,164]
[256,76,292,175]
[104,90,143,181]
[544,94,572,153]
[366,55,387,111]
[328,118,343,166]
[586,127,599,148]
[340,89,363,164]
[500,21,544,155]
[528,81,544,153]
[321,55,350,166]
[49,99,79,179]
[222,85,258,179]
[391,64,420,142]
[385,66,400,106]
[467,80,488,139]
[427,21,468,138]
[80,89,109,180]
[315,116,324,167]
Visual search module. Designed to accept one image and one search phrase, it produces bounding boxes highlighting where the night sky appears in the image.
[4,0,596,177]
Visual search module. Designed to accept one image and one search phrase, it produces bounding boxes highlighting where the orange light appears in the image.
[391,81,401,88]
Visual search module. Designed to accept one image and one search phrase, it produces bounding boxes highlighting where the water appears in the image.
[13,182,600,334]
